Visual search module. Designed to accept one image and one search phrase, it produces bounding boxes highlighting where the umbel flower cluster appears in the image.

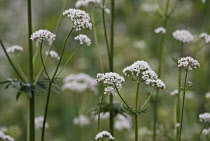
[62,73,98,94]
[75,34,91,46]
[95,131,115,140]
[154,27,166,34]
[6,45,23,54]
[199,113,210,123]
[63,8,92,31]
[45,50,60,60]
[200,33,210,44]
[123,61,166,89]
[0,131,14,141]
[30,29,56,46]
[96,72,125,95]
[173,30,193,43]
[178,56,200,71]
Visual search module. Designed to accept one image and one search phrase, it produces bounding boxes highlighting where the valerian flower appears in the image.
[95,131,114,140]
[74,34,91,46]
[173,30,193,43]
[45,50,60,60]
[6,45,23,54]
[178,56,200,71]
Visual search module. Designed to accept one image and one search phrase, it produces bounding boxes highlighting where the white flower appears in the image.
[173,30,193,43]
[96,72,125,95]
[114,114,132,131]
[74,34,91,46]
[145,79,166,89]
[104,8,110,14]
[142,70,158,81]
[46,50,60,60]
[199,33,210,44]
[199,113,210,123]
[62,73,98,94]
[175,123,180,128]
[6,45,23,54]
[35,116,49,130]
[30,29,56,46]
[170,89,178,96]
[154,27,166,34]
[178,56,200,71]
[75,0,101,8]
[201,0,206,3]
[202,129,209,135]
[94,112,110,121]
[123,61,151,77]
[95,131,114,140]
[73,115,90,127]
[63,9,92,31]
[0,131,14,141]
[205,92,210,99]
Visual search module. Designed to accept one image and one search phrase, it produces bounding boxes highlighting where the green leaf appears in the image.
[16,91,22,101]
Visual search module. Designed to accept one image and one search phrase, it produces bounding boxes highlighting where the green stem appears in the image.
[14,56,28,82]
[176,43,184,140]
[41,81,52,141]
[178,71,188,141]
[135,82,140,141]
[198,122,207,141]
[0,40,25,82]
[141,89,155,110]
[98,94,105,132]
[52,28,73,79]
[92,10,104,72]
[55,44,81,78]
[40,42,50,79]
[27,0,35,140]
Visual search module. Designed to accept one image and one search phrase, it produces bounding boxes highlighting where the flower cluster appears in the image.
[0,131,14,141]
[173,30,193,43]
[154,27,166,34]
[63,9,92,31]
[73,115,90,127]
[46,50,60,60]
[199,113,210,123]
[62,73,98,94]
[75,34,91,46]
[178,56,200,71]
[199,33,210,44]
[95,72,125,95]
[30,29,56,46]
[75,0,101,8]
[114,114,132,131]
[202,128,210,135]
[6,45,23,54]
[35,116,49,130]
[123,61,166,89]
[95,131,114,140]
[170,89,178,96]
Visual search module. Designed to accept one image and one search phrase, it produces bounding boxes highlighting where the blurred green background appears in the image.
[0,0,210,140]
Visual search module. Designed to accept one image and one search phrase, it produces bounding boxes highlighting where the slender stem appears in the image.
[40,42,50,79]
[55,44,81,78]
[141,89,155,110]
[198,122,207,141]
[52,28,73,79]
[176,43,184,140]
[135,82,140,141]
[178,71,188,141]
[98,94,105,132]
[14,56,28,81]
[0,40,25,82]
[27,0,35,140]
[41,81,52,141]
[109,0,115,136]
[92,10,104,72]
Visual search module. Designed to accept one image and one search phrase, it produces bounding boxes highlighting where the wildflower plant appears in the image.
[198,113,210,140]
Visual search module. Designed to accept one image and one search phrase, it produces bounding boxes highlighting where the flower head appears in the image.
[75,0,101,8]
[95,131,114,140]
[35,116,49,130]
[46,50,60,60]
[145,79,166,89]
[30,29,56,46]
[199,33,210,44]
[199,113,210,123]
[154,27,166,34]
[75,34,91,46]
[178,56,200,71]
[6,45,23,54]
[63,8,92,31]
[173,30,193,43]
[96,72,124,95]
[202,128,210,135]
[170,89,178,96]
[62,73,97,94]
[73,115,90,127]
[0,131,14,141]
